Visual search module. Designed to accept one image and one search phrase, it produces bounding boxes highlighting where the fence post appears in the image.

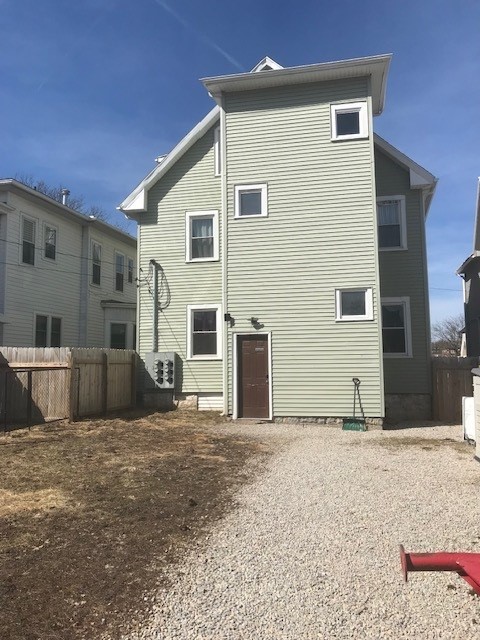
[67,350,75,422]
[131,352,137,407]
[27,369,32,430]
[102,351,108,415]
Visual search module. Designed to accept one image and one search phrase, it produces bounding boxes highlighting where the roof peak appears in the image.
[250,57,283,73]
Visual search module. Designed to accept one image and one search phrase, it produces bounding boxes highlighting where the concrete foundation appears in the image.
[385,394,432,422]
[175,394,199,411]
[274,416,384,429]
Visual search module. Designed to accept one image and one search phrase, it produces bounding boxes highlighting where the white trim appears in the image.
[250,57,284,72]
[91,240,102,286]
[127,256,134,284]
[232,332,273,420]
[213,125,221,177]
[185,210,219,262]
[335,288,374,322]
[377,195,407,251]
[186,304,222,360]
[114,251,125,293]
[381,297,413,358]
[234,184,268,219]
[20,214,37,266]
[34,312,63,347]
[331,101,368,141]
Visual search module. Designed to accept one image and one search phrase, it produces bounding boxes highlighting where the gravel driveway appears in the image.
[126,423,480,639]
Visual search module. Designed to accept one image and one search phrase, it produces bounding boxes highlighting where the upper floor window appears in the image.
[214,125,221,176]
[92,242,101,285]
[115,252,124,292]
[186,210,219,262]
[331,102,368,141]
[44,225,57,260]
[35,314,62,347]
[377,196,407,250]
[382,297,412,357]
[234,184,268,218]
[335,288,373,322]
[128,257,134,283]
[22,217,35,265]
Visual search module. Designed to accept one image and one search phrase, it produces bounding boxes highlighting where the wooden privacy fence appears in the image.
[432,356,478,423]
[0,347,137,431]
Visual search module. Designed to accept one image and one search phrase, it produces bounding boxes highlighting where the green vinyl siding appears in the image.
[224,79,384,417]
[138,125,222,393]
[375,148,431,394]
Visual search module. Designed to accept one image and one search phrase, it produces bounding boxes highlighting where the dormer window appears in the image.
[331,102,368,141]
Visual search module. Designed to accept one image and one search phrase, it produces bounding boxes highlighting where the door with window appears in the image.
[237,335,270,419]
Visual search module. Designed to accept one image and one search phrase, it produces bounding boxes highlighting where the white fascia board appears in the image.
[202,54,392,115]
[374,134,438,214]
[118,106,220,214]
[250,56,284,72]
[472,177,480,251]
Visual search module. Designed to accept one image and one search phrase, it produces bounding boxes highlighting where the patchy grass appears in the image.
[0,410,269,640]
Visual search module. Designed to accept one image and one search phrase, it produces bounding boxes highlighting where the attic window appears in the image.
[260,65,272,71]
[331,102,368,141]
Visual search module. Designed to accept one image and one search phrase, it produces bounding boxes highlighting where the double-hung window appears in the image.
[128,257,134,283]
[377,196,407,250]
[335,288,373,321]
[234,184,268,218]
[187,304,222,359]
[92,242,101,285]
[331,102,368,141]
[115,252,124,292]
[381,297,412,357]
[186,211,219,262]
[35,314,62,347]
[22,217,35,265]
[44,225,57,260]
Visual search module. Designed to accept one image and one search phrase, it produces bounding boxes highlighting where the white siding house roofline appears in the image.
[119,107,220,214]
[202,54,392,115]
[0,180,136,247]
[373,134,437,214]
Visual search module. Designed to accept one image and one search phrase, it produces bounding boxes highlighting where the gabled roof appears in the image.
[202,54,391,115]
[0,179,136,246]
[250,57,284,72]
[374,134,437,215]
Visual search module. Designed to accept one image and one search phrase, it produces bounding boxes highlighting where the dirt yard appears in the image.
[0,410,269,640]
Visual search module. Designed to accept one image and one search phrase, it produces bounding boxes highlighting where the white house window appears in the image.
[115,252,124,292]
[35,314,62,347]
[214,125,221,176]
[44,225,57,260]
[92,242,101,285]
[377,196,407,250]
[22,217,35,265]
[331,102,368,141]
[186,211,219,262]
[382,297,412,357]
[335,288,373,321]
[234,184,268,218]
[128,257,134,283]
[187,304,222,359]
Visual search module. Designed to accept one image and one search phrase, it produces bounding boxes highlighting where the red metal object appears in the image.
[400,545,480,595]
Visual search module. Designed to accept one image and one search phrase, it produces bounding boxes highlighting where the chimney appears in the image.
[61,188,70,205]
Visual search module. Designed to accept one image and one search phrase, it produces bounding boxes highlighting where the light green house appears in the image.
[120,55,436,425]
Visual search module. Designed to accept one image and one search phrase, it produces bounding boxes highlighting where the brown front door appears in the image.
[237,335,270,419]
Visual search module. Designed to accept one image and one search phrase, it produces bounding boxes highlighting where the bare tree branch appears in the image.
[431,314,464,356]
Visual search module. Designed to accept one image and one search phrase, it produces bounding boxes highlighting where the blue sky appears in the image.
[1,0,479,325]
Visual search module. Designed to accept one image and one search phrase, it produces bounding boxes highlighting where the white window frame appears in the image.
[127,257,134,283]
[381,297,413,358]
[377,195,407,251]
[185,210,219,263]
[234,184,268,219]
[34,313,63,347]
[43,223,58,261]
[331,101,368,141]
[186,304,222,361]
[335,288,374,322]
[91,241,102,286]
[21,215,36,265]
[214,125,221,177]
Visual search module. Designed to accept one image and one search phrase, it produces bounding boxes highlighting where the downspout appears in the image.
[220,95,228,415]
[150,259,158,352]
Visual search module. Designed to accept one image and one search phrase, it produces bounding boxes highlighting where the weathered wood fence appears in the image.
[0,347,137,430]
[432,356,478,423]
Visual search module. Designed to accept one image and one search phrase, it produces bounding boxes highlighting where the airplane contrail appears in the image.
[153,0,244,72]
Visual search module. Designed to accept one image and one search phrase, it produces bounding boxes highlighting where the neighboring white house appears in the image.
[0,179,137,349]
